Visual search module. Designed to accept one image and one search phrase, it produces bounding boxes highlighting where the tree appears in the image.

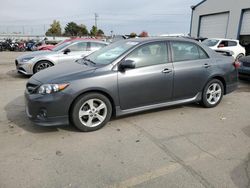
[97,29,104,36]
[64,22,80,36]
[90,26,98,37]
[139,31,149,37]
[45,20,62,36]
[78,24,88,36]
[129,32,137,38]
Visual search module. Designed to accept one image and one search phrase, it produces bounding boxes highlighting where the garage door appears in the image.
[199,13,229,38]
[240,9,250,35]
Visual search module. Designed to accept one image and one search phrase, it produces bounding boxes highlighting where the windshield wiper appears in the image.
[84,58,96,65]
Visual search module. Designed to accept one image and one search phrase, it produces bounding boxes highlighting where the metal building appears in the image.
[190,0,250,54]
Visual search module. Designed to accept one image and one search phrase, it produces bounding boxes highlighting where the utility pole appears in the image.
[94,13,99,28]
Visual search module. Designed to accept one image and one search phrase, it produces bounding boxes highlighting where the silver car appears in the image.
[15,40,108,75]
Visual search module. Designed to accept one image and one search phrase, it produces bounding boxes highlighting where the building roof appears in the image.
[191,0,207,10]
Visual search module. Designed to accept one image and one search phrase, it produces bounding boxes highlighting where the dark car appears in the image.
[25,38,238,132]
[238,56,250,79]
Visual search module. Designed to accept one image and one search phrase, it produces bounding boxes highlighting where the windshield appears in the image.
[84,40,139,65]
[202,39,219,47]
[52,41,72,52]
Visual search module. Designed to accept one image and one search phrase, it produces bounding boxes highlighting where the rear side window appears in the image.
[218,40,237,47]
[228,41,237,46]
[171,42,208,62]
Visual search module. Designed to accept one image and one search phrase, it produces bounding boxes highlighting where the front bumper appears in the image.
[15,59,33,75]
[25,90,73,126]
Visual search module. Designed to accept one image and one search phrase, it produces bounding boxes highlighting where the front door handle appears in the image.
[203,64,211,68]
[162,68,172,73]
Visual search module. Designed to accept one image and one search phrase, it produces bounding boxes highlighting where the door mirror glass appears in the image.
[63,48,71,54]
[119,60,135,70]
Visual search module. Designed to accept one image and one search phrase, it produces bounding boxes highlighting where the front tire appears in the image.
[33,60,53,73]
[201,79,224,108]
[70,93,112,132]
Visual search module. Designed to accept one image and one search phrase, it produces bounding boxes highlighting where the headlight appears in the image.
[20,57,34,62]
[37,83,69,94]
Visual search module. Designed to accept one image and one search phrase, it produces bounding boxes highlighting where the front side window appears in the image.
[125,42,168,68]
[68,42,87,51]
[90,42,107,51]
[171,42,200,62]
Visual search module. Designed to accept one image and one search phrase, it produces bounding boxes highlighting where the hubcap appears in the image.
[36,62,51,72]
[206,83,222,105]
[78,99,107,128]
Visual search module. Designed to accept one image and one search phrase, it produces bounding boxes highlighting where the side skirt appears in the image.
[115,93,202,117]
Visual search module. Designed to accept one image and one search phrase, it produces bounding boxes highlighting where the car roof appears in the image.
[206,38,239,42]
[124,37,201,44]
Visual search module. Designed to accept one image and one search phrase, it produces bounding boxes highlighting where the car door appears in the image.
[57,41,89,64]
[118,42,174,110]
[170,41,211,100]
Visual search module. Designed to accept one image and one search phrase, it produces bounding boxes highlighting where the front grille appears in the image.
[26,83,39,94]
[243,62,250,67]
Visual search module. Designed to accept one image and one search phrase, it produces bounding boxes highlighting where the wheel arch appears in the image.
[33,59,54,73]
[69,89,116,118]
[206,75,226,95]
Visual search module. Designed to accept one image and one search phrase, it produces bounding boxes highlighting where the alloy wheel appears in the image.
[206,83,222,105]
[78,98,107,128]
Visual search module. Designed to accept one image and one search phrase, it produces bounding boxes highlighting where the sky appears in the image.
[0,0,201,36]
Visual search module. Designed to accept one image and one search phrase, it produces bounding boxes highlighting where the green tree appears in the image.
[45,20,62,36]
[78,24,89,36]
[90,26,98,36]
[64,22,80,36]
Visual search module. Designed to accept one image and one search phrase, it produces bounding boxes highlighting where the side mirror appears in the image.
[119,59,136,70]
[63,48,71,54]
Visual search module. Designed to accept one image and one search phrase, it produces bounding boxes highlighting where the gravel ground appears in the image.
[0,52,249,188]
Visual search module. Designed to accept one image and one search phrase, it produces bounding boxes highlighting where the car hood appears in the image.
[31,61,96,84]
[17,50,56,60]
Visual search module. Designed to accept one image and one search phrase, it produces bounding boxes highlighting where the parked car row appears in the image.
[22,37,240,132]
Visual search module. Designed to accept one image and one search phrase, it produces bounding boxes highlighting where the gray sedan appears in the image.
[25,38,238,131]
[15,40,108,75]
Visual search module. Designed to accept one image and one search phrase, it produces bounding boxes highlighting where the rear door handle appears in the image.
[162,68,172,73]
[203,64,211,68]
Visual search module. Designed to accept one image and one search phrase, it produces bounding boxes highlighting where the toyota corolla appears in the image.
[25,38,238,131]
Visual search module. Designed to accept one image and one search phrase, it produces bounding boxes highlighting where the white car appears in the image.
[202,38,245,60]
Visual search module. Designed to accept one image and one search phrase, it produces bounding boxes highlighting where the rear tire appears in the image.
[70,93,112,132]
[201,79,224,108]
[236,53,244,60]
[34,61,53,73]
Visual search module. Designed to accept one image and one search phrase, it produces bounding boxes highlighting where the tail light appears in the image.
[234,60,241,69]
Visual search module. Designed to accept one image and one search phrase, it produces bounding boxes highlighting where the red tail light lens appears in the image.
[234,60,241,69]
